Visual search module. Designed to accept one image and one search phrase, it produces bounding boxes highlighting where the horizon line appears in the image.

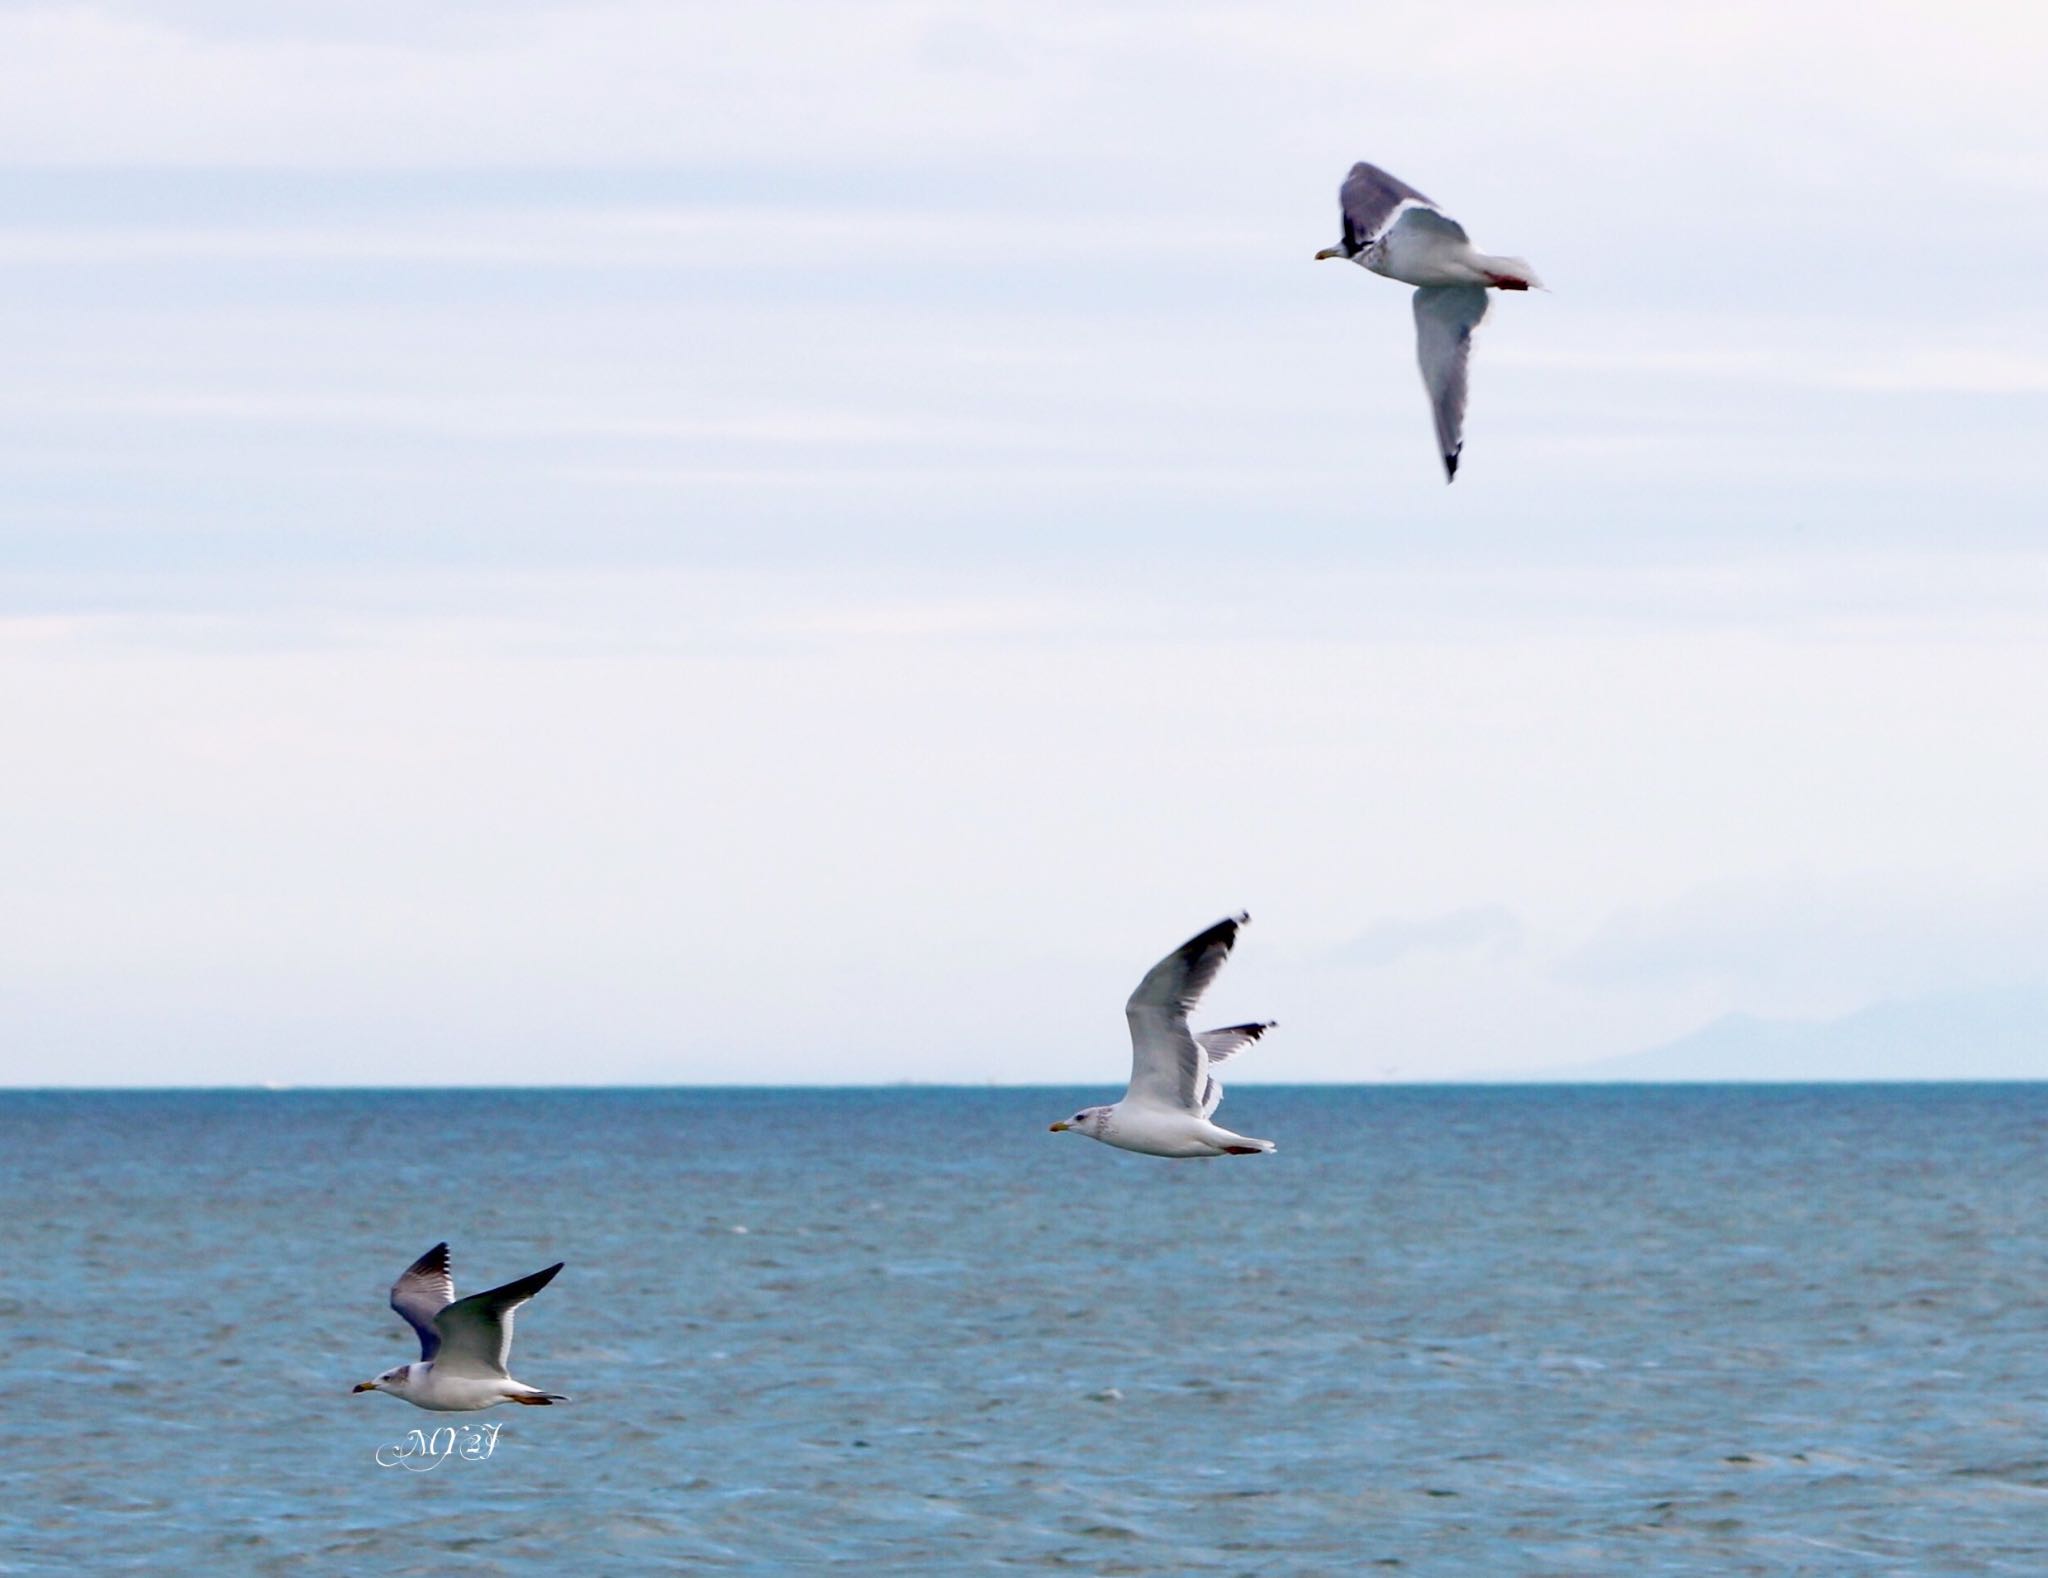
[4,1077,2047,1093]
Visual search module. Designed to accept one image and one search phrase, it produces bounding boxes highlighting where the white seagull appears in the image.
[1315,161,1542,482]
[1049,913,1277,1159]
[352,1242,567,1411]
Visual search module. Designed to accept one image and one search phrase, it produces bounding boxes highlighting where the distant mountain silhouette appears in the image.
[1531,983,2048,1082]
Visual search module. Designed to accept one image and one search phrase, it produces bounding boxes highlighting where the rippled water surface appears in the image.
[6,1085,2048,1574]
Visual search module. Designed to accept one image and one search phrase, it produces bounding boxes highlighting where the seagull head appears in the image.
[1049,1105,1109,1137]
[1318,238,1384,267]
[353,1365,412,1397]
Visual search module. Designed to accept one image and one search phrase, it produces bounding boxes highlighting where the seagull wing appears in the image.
[429,1262,563,1379]
[1385,203,1470,248]
[1123,914,1247,1114]
[1412,284,1490,482]
[1193,1021,1275,1116]
[1195,1021,1276,1068]
[389,1242,455,1363]
[1340,161,1448,249]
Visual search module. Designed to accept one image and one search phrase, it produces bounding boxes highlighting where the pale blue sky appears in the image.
[2,1,2044,1083]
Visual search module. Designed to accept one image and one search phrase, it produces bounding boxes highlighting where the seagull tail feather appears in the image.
[1477,253,1543,291]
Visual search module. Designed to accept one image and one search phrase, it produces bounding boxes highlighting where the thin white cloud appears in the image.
[0,208,1271,267]
[0,388,1035,447]
[1498,341,2048,397]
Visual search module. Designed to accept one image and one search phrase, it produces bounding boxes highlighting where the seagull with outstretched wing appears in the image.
[1315,161,1542,482]
[1049,914,1278,1158]
[353,1242,567,1411]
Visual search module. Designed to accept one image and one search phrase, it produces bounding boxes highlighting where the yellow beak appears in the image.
[352,1381,377,1393]
[1314,247,1341,261]
[1048,1121,1070,1132]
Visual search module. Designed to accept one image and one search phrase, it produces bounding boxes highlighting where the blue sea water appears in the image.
[4,1085,2047,1574]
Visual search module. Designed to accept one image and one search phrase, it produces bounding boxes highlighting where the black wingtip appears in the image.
[1443,451,1459,483]
[405,1242,451,1275]
[1181,914,1246,957]
[478,1260,564,1304]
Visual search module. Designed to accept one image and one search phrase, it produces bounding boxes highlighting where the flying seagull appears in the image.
[1049,913,1277,1158]
[352,1242,567,1411]
[1315,161,1541,481]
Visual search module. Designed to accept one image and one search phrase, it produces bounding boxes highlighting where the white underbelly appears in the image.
[411,1372,512,1410]
[1370,232,1481,288]
[1103,1107,1220,1157]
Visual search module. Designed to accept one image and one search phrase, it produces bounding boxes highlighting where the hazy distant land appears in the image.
[1526,983,2048,1082]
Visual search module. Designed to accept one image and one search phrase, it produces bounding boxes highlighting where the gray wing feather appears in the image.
[1387,204,1469,247]
[1195,1021,1275,1067]
[1339,162,1440,248]
[390,1242,455,1363]
[430,1262,563,1379]
[1124,914,1247,1113]
[1412,285,1490,482]
[1194,1022,1275,1116]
